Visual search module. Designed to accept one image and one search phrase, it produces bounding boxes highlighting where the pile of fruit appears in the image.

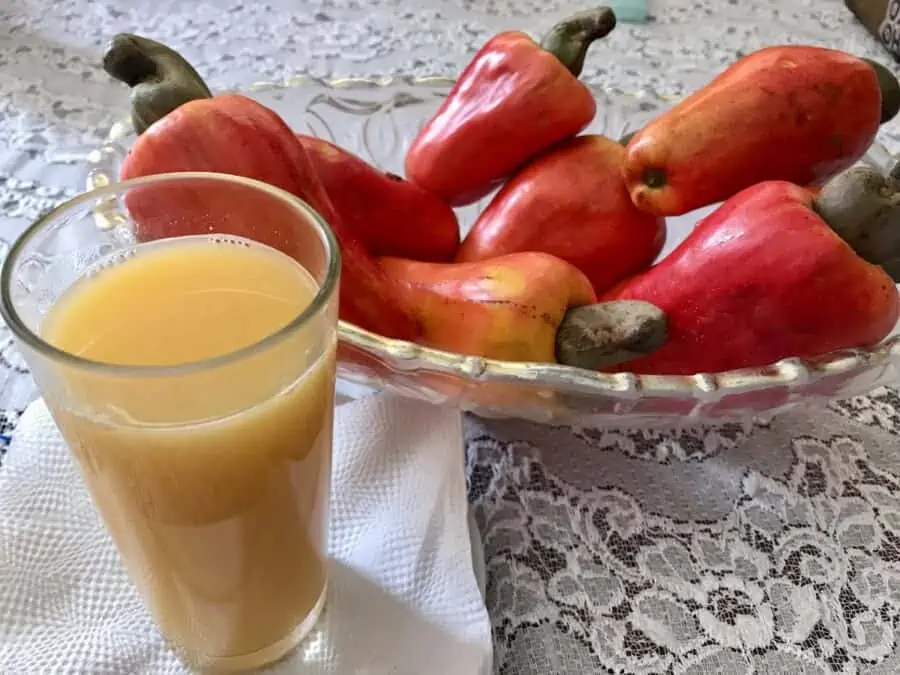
[102,6,900,377]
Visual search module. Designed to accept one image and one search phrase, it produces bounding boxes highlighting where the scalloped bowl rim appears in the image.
[89,73,900,401]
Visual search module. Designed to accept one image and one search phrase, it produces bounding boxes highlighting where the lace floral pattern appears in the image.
[3,1,900,674]
[572,419,772,463]
[467,404,900,673]
[0,409,21,469]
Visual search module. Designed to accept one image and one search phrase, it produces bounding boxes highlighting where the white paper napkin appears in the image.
[0,393,492,674]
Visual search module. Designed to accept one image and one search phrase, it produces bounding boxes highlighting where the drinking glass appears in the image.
[0,172,340,672]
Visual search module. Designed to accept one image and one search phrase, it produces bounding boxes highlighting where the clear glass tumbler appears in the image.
[0,172,340,672]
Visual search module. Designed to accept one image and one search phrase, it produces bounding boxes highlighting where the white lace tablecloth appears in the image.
[4,1,900,673]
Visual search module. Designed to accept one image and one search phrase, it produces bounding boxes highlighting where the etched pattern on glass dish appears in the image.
[79,76,900,427]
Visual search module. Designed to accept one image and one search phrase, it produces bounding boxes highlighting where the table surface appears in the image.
[4,1,900,673]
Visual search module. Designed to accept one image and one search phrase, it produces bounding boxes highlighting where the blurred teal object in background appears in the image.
[611,0,648,23]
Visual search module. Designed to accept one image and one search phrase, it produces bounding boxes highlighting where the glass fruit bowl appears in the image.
[84,76,900,427]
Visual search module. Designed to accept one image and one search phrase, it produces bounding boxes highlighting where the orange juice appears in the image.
[40,235,336,671]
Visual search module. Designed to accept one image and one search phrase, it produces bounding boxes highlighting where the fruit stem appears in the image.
[863,58,900,124]
[813,166,900,282]
[540,7,617,77]
[103,33,213,134]
[555,300,667,370]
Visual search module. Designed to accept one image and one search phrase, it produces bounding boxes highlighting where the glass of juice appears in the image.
[0,172,340,672]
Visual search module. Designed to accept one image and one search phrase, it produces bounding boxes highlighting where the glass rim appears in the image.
[0,171,341,378]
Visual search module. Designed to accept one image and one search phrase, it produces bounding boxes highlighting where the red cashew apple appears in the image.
[624,46,900,216]
[457,134,665,294]
[602,180,900,375]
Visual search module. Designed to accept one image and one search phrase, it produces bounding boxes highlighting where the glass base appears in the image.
[192,583,327,673]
